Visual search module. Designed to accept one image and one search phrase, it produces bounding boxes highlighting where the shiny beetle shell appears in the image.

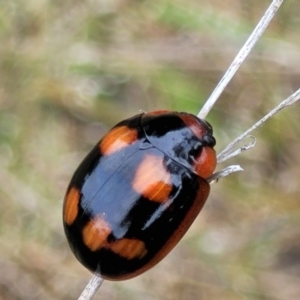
[63,110,217,281]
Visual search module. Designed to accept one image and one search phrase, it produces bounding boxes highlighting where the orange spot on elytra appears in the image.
[109,238,147,260]
[194,147,217,179]
[82,215,148,259]
[82,216,112,251]
[132,155,172,203]
[100,126,138,156]
[63,187,80,225]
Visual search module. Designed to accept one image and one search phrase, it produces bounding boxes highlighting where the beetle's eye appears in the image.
[202,135,216,147]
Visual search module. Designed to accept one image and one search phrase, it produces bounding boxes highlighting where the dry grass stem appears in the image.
[78,275,104,300]
[218,87,300,163]
[208,165,244,183]
[198,0,285,119]
[77,0,296,299]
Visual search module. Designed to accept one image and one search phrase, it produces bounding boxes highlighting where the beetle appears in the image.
[63,110,217,280]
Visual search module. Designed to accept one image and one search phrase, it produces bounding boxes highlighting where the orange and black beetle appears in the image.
[63,110,217,280]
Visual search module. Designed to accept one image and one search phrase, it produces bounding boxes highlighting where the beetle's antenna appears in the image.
[198,0,285,119]
[217,87,300,163]
[78,275,104,300]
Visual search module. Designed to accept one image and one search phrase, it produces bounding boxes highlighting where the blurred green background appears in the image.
[1,0,300,299]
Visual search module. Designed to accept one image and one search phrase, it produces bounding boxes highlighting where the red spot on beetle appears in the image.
[179,114,207,140]
[194,147,217,179]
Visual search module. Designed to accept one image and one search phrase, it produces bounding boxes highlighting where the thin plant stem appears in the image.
[77,1,289,299]
[78,275,104,300]
[198,0,285,119]
[218,88,300,163]
[208,165,244,183]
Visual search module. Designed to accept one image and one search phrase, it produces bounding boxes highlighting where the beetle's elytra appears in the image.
[63,110,217,280]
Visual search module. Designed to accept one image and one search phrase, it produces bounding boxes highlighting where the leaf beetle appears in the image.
[63,110,217,280]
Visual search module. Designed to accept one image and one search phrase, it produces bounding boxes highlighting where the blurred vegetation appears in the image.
[0,0,300,299]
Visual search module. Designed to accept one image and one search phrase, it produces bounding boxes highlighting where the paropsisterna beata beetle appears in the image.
[63,110,217,280]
